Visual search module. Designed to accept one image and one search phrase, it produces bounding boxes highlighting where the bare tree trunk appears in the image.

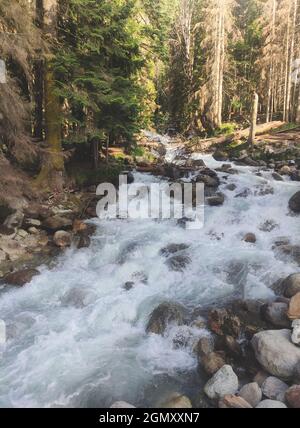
[266,0,276,123]
[33,0,44,140]
[287,0,297,121]
[248,92,259,146]
[217,7,225,127]
[297,88,300,123]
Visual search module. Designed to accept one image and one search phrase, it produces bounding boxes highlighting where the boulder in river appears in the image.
[206,193,225,206]
[256,399,287,408]
[238,382,262,407]
[262,302,290,328]
[201,351,226,376]
[4,268,39,286]
[146,302,186,335]
[289,191,300,213]
[159,243,189,257]
[261,376,289,402]
[285,385,300,408]
[165,254,191,272]
[204,365,239,401]
[252,329,300,379]
[283,273,300,298]
[213,150,229,162]
[243,233,256,244]
[272,172,284,181]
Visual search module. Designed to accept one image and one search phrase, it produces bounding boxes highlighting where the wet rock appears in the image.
[53,231,72,248]
[288,293,300,320]
[256,399,287,408]
[277,245,300,265]
[283,273,300,298]
[226,183,237,191]
[123,281,135,291]
[206,193,225,206]
[224,335,242,357]
[146,302,186,335]
[213,150,229,162]
[186,158,206,168]
[208,308,241,338]
[73,219,87,233]
[196,336,215,356]
[196,174,220,188]
[285,385,300,408]
[204,365,239,400]
[77,234,91,249]
[291,170,300,181]
[243,233,256,244]
[201,352,226,376]
[235,188,251,198]
[254,185,274,196]
[159,393,192,409]
[4,268,39,287]
[61,288,91,308]
[43,215,73,232]
[289,191,300,213]
[259,219,279,232]
[4,211,24,229]
[279,165,291,175]
[110,401,136,408]
[263,302,290,328]
[292,320,300,346]
[218,395,252,409]
[252,329,300,379]
[239,382,262,407]
[159,243,189,257]
[165,255,191,272]
[273,236,291,247]
[262,376,289,402]
[272,172,284,181]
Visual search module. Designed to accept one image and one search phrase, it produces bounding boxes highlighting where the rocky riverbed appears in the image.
[0,138,300,408]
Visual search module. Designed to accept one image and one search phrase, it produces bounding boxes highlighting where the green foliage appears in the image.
[54,0,149,144]
[214,123,238,136]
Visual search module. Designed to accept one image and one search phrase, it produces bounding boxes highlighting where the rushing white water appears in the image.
[0,148,299,408]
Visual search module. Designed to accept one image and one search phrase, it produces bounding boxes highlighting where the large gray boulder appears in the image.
[238,382,262,408]
[283,273,300,298]
[204,365,239,400]
[289,191,300,213]
[252,329,300,379]
[261,376,289,402]
[256,399,287,408]
[146,302,186,335]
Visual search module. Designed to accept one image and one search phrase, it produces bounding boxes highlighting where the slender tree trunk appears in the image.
[267,0,276,123]
[248,92,259,146]
[297,88,300,123]
[33,0,44,140]
[217,8,225,127]
[286,0,297,122]
[36,0,64,191]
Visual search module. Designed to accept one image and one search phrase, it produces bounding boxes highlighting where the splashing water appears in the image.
[0,147,299,407]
